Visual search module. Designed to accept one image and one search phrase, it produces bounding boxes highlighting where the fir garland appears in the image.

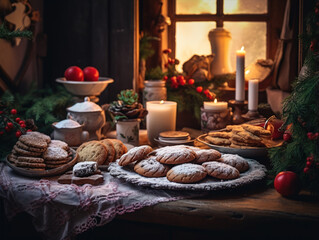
[0,23,32,40]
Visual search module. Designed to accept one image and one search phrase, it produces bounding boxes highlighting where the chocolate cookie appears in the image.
[118,145,153,166]
[134,156,170,177]
[166,163,207,183]
[202,161,240,180]
[19,134,48,149]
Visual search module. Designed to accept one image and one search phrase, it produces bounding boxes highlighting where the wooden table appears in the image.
[75,184,319,240]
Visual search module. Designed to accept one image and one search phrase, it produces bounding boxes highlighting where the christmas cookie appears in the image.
[19,134,48,149]
[192,149,221,164]
[100,139,116,164]
[15,161,46,169]
[118,145,153,166]
[202,161,240,180]
[216,154,249,173]
[48,140,69,150]
[154,145,197,164]
[166,163,207,183]
[241,124,271,136]
[73,161,98,177]
[208,131,232,139]
[16,141,46,153]
[13,145,43,157]
[17,156,45,163]
[109,139,128,160]
[205,136,231,146]
[134,156,170,177]
[26,131,51,143]
[76,141,108,165]
[43,146,69,161]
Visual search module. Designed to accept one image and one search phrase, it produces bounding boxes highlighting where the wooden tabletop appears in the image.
[115,185,319,239]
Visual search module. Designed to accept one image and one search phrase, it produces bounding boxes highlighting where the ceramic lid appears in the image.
[67,97,102,112]
[54,119,81,129]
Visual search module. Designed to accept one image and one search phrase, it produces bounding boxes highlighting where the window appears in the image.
[168,0,271,72]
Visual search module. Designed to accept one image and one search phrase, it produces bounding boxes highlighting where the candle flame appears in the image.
[160,100,164,104]
[245,70,250,75]
[241,46,244,51]
[214,98,217,103]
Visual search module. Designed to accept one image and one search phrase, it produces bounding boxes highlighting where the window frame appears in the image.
[167,0,281,64]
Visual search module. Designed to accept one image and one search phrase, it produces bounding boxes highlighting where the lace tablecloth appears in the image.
[0,163,203,240]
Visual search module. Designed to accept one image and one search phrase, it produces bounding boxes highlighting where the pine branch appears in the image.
[0,23,32,40]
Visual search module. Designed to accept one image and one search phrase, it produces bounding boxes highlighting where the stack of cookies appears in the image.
[156,131,193,146]
[117,144,250,184]
[8,132,74,171]
[76,138,128,166]
[205,124,271,149]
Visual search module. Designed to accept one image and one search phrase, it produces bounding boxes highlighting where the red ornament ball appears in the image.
[10,109,17,115]
[283,132,291,142]
[274,171,300,197]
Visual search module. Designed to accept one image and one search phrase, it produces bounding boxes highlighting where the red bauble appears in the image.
[196,86,203,93]
[283,132,292,142]
[274,171,300,197]
[64,66,84,81]
[83,67,99,81]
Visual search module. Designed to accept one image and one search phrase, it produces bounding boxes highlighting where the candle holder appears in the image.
[201,107,232,132]
[228,100,248,125]
[242,110,263,121]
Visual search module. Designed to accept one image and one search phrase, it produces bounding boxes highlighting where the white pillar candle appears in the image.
[248,79,259,111]
[204,99,228,111]
[146,101,177,146]
[235,46,245,102]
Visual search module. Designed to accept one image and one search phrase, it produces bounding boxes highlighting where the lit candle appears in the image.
[204,99,228,111]
[235,46,245,102]
[248,79,259,111]
[146,100,177,146]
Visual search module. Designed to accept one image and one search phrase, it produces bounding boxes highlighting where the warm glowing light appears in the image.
[160,100,164,104]
[245,70,250,75]
[241,46,245,51]
[214,98,217,103]
[224,0,239,13]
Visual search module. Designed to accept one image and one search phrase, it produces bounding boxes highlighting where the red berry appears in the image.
[15,117,21,123]
[283,132,292,142]
[19,120,25,125]
[163,48,172,54]
[307,132,314,140]
[5,126,10,132]
[306,161,312,167]
[0,131,4,135]
[163,76,168,81]
[7,122,14,129]
[27,129,32,132]
[196,86,203,93]
[203,89,209,95]
[10,109,17,115]
[20,124,26,128]
[15,131,22,138]
[0,111,3,114]
[188,79,195,85]
[208,95,213,100]
[304,167,310,173]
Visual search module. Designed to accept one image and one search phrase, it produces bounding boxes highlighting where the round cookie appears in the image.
[17,156,45,163]
[13,145,43,157]
[118,145,153,166]
[159,131,189,139]
[49,140,69,150]
[202,161,240,180]
[16,141,46,153]
[19,134,48,149]
[134,156,170,177]
[100,139,116,164]
[26,131,51,143]
[166,163,207,183]
[76,141,108,165]
[191,149,221,164]
[15,161,46,169]
[108,139,127,160]
[43,147,69,161]
[45,156,72,165]
[8,153,17,164]
[216,154,249,173]
[154,145,197,164]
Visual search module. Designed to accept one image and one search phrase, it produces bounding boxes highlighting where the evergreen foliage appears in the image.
[0,23,32,40]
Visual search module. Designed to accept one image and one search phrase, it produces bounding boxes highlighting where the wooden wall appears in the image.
[43,0,136,103]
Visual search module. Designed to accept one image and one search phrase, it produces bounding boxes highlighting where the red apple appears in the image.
[274,171,300,197]
[64,66,84,81]
[83,66,99,81]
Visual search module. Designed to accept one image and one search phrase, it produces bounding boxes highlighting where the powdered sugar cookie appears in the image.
[166,163,207,183]
[216,154,249,173]
[118,145,153,166]
[202,161,240,180]
[153,145,197,164]
[192,149,221,164]
[134,156,170,177]
[49,140,69,150]
[43,146,68,161]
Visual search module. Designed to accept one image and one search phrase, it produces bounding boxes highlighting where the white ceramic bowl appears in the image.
[56,77,114,96]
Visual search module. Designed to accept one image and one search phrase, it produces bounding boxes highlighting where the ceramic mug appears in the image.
[52,123,89,147]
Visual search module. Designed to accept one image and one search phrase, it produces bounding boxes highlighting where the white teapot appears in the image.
[66,97,106,140]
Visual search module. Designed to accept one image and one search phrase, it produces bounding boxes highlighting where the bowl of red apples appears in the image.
[56,66,114,97]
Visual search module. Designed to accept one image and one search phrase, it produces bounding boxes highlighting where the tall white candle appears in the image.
[146,101,177,146]
[235,46,245,102]
[248,79,259,111]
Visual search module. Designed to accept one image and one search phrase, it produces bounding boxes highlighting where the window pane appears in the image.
[176,0,216,14]
[224,0,267,14]
[223,22,266,70]
[176,22,216,72]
